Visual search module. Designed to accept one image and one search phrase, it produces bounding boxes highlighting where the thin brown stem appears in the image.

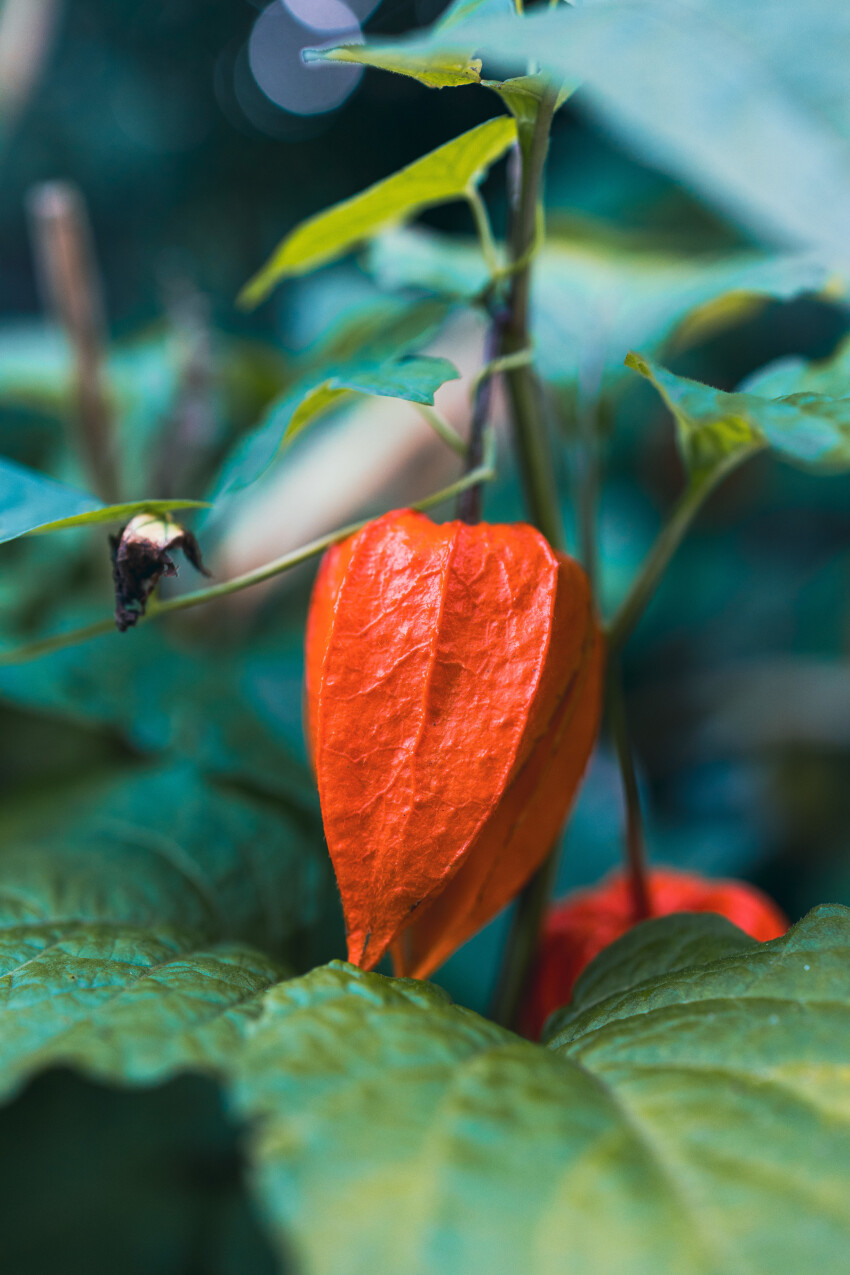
[575,399,600,595]
[28,181,119,503]
[457,310,507,524]
[607,661,651,922]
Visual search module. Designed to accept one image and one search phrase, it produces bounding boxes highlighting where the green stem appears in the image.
[413,403,468,457]
[490,839,560,1030]
[607,660,651,922]
[0,448,497,666]
[607,449,756,654]
[457,310,507,524]
[466,187,501,277]
[491,86,565,1030]
[575,399,601,595]
[470,347,534,397]
[502,89,564,551]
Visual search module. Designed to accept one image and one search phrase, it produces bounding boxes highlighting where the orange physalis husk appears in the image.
[304,508,605,978]
[521,867,789,1038]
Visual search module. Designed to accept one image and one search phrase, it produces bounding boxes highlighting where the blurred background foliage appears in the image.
[2,1,850,1270]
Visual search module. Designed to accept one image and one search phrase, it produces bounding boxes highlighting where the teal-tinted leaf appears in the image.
[340,4,850,269]
[741,331,850,401]
[0,758,336,1099]
[0,619,315,800]
[0,926,281,1099]
[0,454,208,545]
[281,355,459,447]
[239,117,516,307]
[211,354,459,499]
[368,223,834,392]
[306,295,454,369]
[0,324,71,412]
[437,0,515,32]
[234,908,850,1275]
[544,911,758,1042]
[628,351,850,478]
[535,232,836,392]
[0,763,324,955]
[0,455,100,539]
[368,226,491,299]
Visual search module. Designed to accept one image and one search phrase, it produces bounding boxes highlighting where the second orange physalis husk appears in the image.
[304,508,605,978]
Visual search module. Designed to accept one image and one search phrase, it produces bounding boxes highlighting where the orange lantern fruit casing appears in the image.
[305,509,605,978]
[522,867,789,1038]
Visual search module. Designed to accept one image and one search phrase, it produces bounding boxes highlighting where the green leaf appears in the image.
[233,908,850,1275]
[437,0,515,32]
[239,116,517,307]
[311,44,483,89]
[309,0,514,87]
[281,355,459,447]
[543,911,759,1042]
[0,454,208,545]
[0,618,316,800]
[741,331,850,401]
[211,354,460,499]
[628,350,850,480]
[0,763,324,957]
[0,926,281,1099]
[368,226,491,299]
[368,223,835,391]
[336,4,850,271]
[0,758,335,1099]
[0,323,71,412]
[485,73,570,143]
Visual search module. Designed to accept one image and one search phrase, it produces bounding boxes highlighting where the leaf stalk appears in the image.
[0,451,498,666]
[491,85,566,1029]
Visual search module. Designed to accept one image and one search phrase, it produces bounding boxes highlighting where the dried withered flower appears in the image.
[110,514,209,632]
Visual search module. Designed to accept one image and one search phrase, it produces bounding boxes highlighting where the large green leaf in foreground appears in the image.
[0,762,326,1099]
[234,907,850,1275]
[0,927,280,1100]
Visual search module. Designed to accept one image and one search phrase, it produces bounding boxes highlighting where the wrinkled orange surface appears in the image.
[521,868,789,1038]
[305,508,604,974]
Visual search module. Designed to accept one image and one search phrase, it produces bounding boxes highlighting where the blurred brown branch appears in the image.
[27,180,119,502]
[0,0,62,134]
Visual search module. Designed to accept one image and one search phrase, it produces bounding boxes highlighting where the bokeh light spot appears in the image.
[247,0,363,119]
